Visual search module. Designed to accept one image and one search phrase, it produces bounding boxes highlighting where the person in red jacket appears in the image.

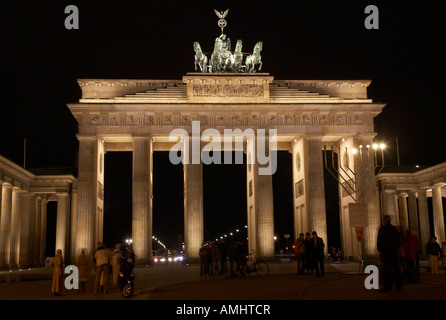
[405,231,420,268]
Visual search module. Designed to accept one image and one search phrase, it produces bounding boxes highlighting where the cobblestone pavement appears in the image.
[0,261,445,301]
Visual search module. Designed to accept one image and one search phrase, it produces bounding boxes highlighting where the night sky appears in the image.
[1,1,445,252]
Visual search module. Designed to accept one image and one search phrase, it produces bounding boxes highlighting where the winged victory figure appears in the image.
[214,9,229,19]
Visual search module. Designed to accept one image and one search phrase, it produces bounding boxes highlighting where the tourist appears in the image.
[199,242,210,276]
[310,231,325,277]
[377,215,402,292]
[111,245,122,285]
[217,239,228,274]
[93,242,112,294]
[295,233,306,275]
[50,249,64,296]
[304,232,313,274]
[403,231,421,283]
[425,236,441,274]
[209,243,220,275]
[77,249,92,293]
[405,231,419,268]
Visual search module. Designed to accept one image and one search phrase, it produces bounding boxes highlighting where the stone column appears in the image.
[355,135,381,257]
[39,199,48,265]
[0,183,13,267]
[398,193,409,232]
[255,135,275,260]
[34,196,42,266]
[70,185,78,263]
[292,138,307,241]
[19,192,36,267]
[382,190,398,223]
[246,138,257,256]
[407,191,419,234]
[75,136,98,257]
[432,184,445,245]
[306,136,327,248]
[56,192,70,260]
[132,136,153,264]
[10,187,23,266]
[417,189,430,256]
[183,137,203,263]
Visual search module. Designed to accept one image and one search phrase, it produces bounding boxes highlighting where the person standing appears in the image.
[50,249,64,296]
[111,246,122,286]
[405,231,418,268]
[310,231,325,277]
[93,242,112,294]
[209,243,220,275]
[377,215,402,292]
[304,232,313,274]
[77,249,92,293]
[295,233,306,275]
[199,243,210,276]
[425,236,441,274]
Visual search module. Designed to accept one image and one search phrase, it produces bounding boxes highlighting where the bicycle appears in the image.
[235,252,270,277]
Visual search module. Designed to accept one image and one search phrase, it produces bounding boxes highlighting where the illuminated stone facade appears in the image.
[68,73,385,262]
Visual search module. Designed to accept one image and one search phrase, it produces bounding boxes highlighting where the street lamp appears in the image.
[323,140,386,202]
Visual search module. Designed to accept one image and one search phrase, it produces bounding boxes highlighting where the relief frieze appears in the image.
[192,84,264,97]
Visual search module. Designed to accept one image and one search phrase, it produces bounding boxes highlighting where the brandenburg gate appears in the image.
[67,73,385,263]
[1,10,444,270]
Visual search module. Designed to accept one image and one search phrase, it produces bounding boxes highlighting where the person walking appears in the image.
[77,249,92,293]
[310,231,325,277]
[295,233,306,275]
[377,215,402,292]
[93,242,112,294]
[425,236,441,274]
[50,249,64,296]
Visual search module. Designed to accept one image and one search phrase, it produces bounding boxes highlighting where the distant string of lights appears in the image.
[152,235,167,249]
[214,225,248,242]
[125,235,167,249]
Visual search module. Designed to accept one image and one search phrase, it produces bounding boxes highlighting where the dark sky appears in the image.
[1,1,445,250]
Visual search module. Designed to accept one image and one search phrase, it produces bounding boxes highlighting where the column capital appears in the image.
[433,182,446,188]
[132,135,151,141]
[56,192,70,197]
[76,135,98,141]
[356,133,378,140]
[305,134,324,141]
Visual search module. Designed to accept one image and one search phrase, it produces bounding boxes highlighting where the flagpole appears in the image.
[23,138,26,169]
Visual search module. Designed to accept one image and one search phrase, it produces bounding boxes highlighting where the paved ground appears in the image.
[0,260,445,301]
